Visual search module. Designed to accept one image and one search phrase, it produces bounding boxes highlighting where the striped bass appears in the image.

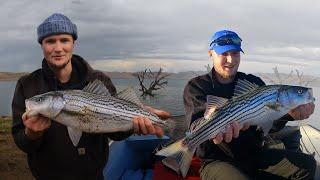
[156,79,315,177]
[25,80,184,146]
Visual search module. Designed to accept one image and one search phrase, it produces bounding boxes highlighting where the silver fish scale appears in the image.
[55,90,164,133]
[185,86,281,148]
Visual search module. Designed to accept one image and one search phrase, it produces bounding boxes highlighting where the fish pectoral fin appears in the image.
[83,80,110,96]
[116,87,143,107]
[265,102,282,111]
[63,106,86,116]
[67,127,83,146]
[259,121,274,136]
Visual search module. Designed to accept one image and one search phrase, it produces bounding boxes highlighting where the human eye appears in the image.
[60,38,71,44]
[221,52,228,56]
[45,38,55,44]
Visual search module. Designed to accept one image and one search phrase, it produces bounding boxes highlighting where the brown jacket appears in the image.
[12,55,131,180]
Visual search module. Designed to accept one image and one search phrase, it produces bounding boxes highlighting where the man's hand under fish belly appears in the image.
[132,106,171,138]
[212,121,250,144]
[133,116,164,137]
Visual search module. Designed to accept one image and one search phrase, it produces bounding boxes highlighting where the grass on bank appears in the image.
[0,116,34,180]
[0,116,12,133]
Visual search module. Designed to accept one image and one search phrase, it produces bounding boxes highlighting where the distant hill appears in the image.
[103,71,206,80]
[0,72,28,81]
[1,71,319,86]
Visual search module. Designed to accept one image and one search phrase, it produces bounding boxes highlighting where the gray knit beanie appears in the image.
[37,13,78,43]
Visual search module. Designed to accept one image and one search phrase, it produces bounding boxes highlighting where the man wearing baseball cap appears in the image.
[183,30,316,179]
[11,13,169,179]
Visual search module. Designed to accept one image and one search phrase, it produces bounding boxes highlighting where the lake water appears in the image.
[0,79,188,116]
[1,79,320,129]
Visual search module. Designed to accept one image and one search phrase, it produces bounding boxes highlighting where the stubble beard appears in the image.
[214,68,237,83]
[47,59,71,71]
[220,72,236,81]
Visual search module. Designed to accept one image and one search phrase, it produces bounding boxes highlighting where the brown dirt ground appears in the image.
[0,117,34,180]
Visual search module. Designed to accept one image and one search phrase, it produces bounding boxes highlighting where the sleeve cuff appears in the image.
[282,114,295,121]
[19,130,43,153]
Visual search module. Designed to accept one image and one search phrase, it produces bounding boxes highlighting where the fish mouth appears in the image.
[25,100,40,117]
[308,89,315,102]
[25,100,36,111]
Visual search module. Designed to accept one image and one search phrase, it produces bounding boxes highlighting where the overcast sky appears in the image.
[1,0,320,75]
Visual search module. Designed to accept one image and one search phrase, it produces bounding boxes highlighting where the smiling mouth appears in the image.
[224,66,234,69]
[52,54,65,58]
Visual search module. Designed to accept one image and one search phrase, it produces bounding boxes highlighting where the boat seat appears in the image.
[153,157,201,180]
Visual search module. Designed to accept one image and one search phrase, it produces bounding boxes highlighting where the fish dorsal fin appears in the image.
[204,95,228,119]
[116,87,143,107]
[83,80,110,96]
[234,79,259,97]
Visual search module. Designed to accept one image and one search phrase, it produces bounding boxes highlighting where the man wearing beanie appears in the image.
[11,13,168,180]
[183,30,316,179]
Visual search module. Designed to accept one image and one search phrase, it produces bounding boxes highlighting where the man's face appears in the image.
[41,34,74,70]
[210,50,240,82]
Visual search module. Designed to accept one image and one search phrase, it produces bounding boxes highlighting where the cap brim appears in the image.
[212,45,243,55]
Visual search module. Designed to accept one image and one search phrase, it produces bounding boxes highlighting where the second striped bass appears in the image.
[156,79,315,177]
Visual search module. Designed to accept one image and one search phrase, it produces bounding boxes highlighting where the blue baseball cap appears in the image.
[209,30,244,55]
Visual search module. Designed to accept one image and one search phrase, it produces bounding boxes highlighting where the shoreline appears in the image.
[0,115,11,119]
[0,72,28,81]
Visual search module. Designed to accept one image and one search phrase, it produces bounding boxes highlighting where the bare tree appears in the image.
[267,66,316,86]
[134,68,170,96]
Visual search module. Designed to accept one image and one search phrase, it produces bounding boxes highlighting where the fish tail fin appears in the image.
[163,116,188,141]
[156,139,196,177]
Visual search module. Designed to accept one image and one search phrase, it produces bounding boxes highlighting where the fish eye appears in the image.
[37,97,43,102]
[297,89,303,94]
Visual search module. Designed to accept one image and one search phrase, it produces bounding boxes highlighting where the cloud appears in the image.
[1,0,320,75]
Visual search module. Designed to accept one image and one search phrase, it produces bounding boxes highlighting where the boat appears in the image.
[103,115,320,180]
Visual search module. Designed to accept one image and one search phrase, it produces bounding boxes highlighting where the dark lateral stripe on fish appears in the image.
[193,93,274,146]
[187,91,277,147]
[195,88,275,130]
[189,93,274,146]
[224,93,276,124]
[60,92,166,129]
[63,94,163,125]
[64,100,145,119]
[66,102,144,120]
[189,91,271,141]
[65,93,146,113]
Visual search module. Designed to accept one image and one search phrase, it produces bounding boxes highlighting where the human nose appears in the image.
[226,54,234,63]
[53,42,63,52]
